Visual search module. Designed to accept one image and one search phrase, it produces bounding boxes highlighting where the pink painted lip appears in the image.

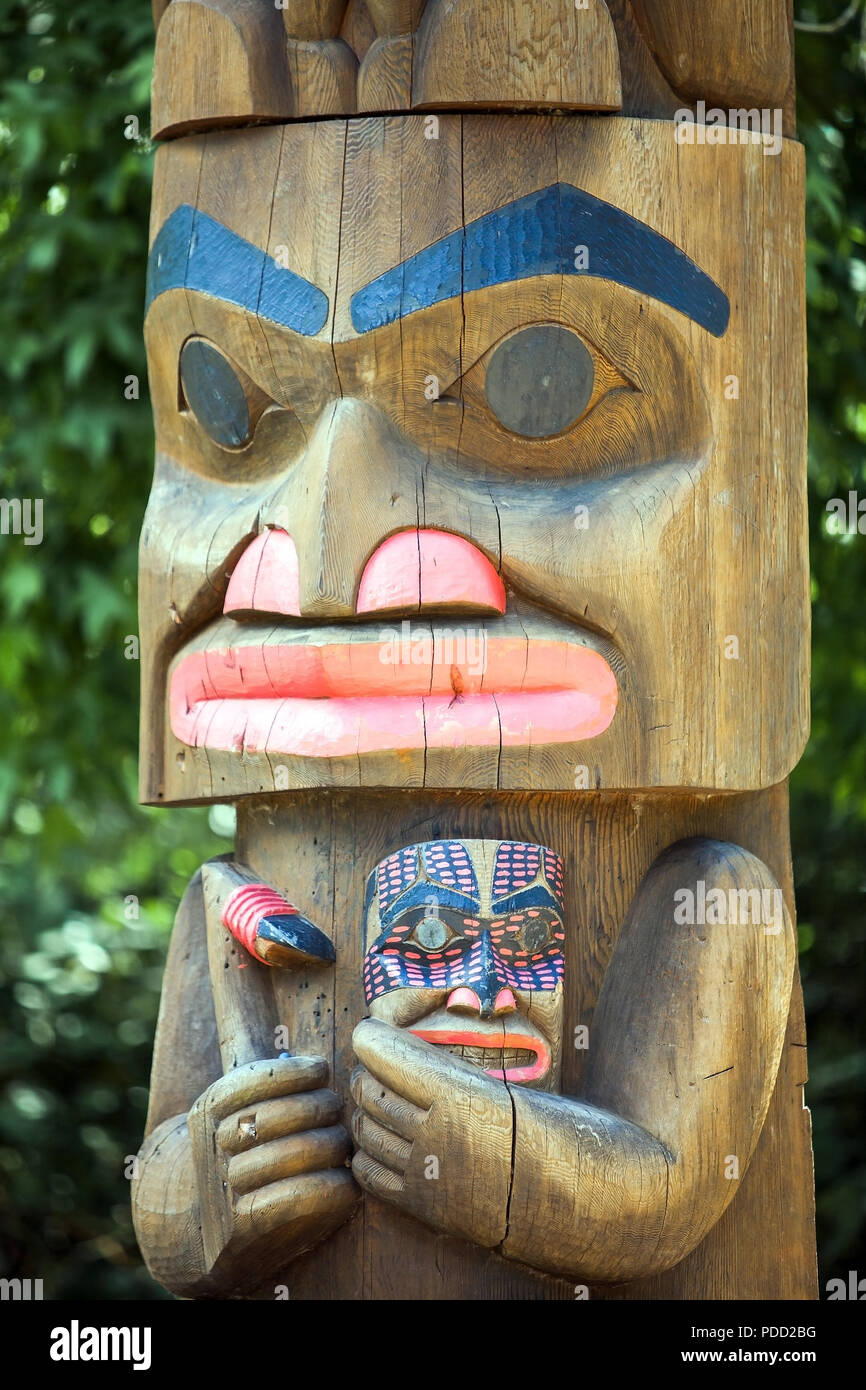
[409,1027,551,1084]
[168,618,618,759]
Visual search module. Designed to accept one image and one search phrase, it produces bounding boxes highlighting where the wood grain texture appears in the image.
[132,789,817,1295]
[151,0,294,139]
[357,32,413,111]
[366,0,427,32]
[143,868,222,1134]
[412,0,622,111]
[282,0,350,40]
[286,37,358,118]
[141,116,808,805]
[632,0,794,109]
[151,0,795,128]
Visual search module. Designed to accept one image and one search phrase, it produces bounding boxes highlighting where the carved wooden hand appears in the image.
[189,1055,355,1292]
[132,864,359,1298]
[351,1020,514,1249]
[135,1057,355,1298]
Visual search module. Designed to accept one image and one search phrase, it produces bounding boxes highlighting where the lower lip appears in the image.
[409,1028,550,1084]
[170,640,617,758]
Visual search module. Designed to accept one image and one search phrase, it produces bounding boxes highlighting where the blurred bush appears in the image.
[0,0,863,1297]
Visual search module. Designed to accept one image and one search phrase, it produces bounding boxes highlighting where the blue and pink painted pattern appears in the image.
[364,839,565,1004]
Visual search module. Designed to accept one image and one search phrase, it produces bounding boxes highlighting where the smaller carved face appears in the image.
[363,840,564,1091]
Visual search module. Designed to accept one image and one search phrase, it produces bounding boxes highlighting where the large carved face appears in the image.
[363,840,564,1092]
[140,115,806,804]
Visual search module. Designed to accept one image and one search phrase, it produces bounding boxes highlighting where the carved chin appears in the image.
[408,1010,551,1085]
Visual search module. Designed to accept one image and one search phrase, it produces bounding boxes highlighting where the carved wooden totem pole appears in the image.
[132,0,816,1299]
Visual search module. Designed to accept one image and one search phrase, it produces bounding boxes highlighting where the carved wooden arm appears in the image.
[132,864,358,1299]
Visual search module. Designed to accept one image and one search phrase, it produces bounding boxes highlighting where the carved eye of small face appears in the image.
[503,912,559,955]
[411,917,451,950]
[483,323,630,439]
[179,338,263,450]
[519,916,553,953]
[398,905,465,953]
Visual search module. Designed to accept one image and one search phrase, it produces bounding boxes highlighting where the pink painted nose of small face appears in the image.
[446,987,517,1016]
[357,529,506,615]
[224,529,301,616]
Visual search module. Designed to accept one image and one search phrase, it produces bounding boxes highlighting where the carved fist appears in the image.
[188,1056,358,1292]
[350,1018,513,1248]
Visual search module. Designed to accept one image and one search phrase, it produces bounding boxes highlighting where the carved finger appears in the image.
[234,1167,359,1239]
[228,1125,350,1195]
[352,1017,481,1108]
[217,1089,343,1153]
[352,1148,406,1199]
[202,1056,329,1122]
[349,1066,425,1140]
[350,1109,412,1173]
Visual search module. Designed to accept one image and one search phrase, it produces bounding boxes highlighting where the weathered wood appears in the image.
[412,0,622,110]
[143,869,221,1134]
[151,0,294,139]
[136,0,813,1303]
[282,1,350,40]
[633,0,794,108]
[151,1,795,130]
[133,785,811,1299]
[141,115,807,807]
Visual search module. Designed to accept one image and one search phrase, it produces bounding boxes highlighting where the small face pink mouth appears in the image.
[169,618,618,759]
[409,1027,551,1084]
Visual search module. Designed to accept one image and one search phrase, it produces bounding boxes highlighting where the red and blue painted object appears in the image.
[222,878,335,969]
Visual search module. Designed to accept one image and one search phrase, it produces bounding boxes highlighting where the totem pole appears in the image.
[132,0,816,1299]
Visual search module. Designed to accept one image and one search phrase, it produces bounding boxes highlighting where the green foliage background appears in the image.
[0,0,863,1299]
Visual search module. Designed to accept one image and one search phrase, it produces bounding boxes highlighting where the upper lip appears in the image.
[170,608,619,703]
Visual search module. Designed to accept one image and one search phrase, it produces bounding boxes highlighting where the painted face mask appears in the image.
[363,839,564,1091]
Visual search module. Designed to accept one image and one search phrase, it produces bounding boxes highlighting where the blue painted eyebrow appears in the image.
[380,884,481,922]
[350,183,729,338]
[146,204,329,337]
[492,885,562,914]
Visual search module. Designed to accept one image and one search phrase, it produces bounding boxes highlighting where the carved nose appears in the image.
[261,398,420,619]
[447,986,518,1021]
[222,401,504,621]
[446,934,516,1021]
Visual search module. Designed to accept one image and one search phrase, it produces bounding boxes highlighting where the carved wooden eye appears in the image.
[484,324,594,438]
[413,917,450,951]
[179,339,254,449]
[521,917,553,953]
[483,323,632,439]
[401,907,464,953]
